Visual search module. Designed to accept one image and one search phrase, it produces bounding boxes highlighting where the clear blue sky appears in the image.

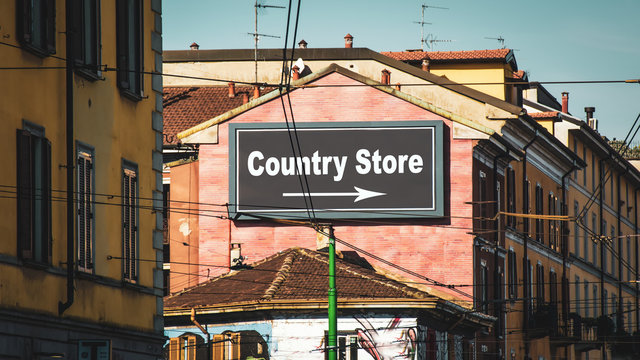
[163,0,640,143]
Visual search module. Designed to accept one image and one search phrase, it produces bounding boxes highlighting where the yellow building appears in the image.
[0,0,165,358]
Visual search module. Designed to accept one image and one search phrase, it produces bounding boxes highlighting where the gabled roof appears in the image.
[164,247,494,330]
[165,247,439,310]
[177,63,499,142]
[163,47,524,116]
[163,86,272,145]
[381,49,516,69]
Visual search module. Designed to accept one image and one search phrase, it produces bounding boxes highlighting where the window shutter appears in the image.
[123,170,130,278]
[116,0,130,89]
[43,137,52,262]
[16,129,33,259]
[78,156,86,269]
[168,337,180,360]
[212,334,225,360]
[45,0,56,54]
[17,0,33,44]
[130,174,137,279]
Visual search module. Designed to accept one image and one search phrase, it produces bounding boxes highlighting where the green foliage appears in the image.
[609,139,640,159]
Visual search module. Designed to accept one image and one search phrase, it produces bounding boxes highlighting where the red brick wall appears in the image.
[195,73,475,298]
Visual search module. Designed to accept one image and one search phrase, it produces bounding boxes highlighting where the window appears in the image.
[536,263,545,308]
[122,162,138,281]
[626,182,630,219]
[73,0,101,77]
[593,285,598,317]
[506,167,516,228]
[116,0,143,98]
[584,281,590,317]
[574,201,580,257]
[627,236,631,282]
[535,184,543,242]
[549,270,557,307]
[592,213,598,265]
[611,226,616,276]
[16,125,51,263]
[602,166,606,203]
[478,171,487,235]
[611,172,614,207]
[602,220,607,272]
[592,154,596,192]
[573,138,578,180]
[612,295,618,329]
[508,249,518,299]
[583,146,587,186]
[17,0,56,56]
[480,262,489,313]
[584,215,589,261]
[548,194,557,250]
[627,302,632,334]
[574,276,580,314]
[77,146,94,272]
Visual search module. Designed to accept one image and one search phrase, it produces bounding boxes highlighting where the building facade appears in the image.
[0,0,165,358]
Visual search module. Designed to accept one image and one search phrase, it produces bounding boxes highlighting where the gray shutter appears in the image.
[78,155,87,269]
[43,138,52,262]
[130,174,137,280]
[45,0,56,54]
[123,170,130,278]
[116,0,129,89]
[17,0,33,44]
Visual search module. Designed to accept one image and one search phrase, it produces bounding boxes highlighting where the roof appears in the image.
[381,49,516,68]
[528,111,560,120]
[164,247,495,332]
[163,85,272,145]
[163,47,523,116]
[178,63,501,142]
[165,247,436,310]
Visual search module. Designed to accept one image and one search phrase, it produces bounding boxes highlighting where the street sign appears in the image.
[229,121,443,219]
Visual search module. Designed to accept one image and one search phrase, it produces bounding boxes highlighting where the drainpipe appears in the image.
[59,0,75,315]
[521,130,538,360]
[191,308,211,360]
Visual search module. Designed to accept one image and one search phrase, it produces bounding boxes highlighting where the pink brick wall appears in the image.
[195,73,475,299]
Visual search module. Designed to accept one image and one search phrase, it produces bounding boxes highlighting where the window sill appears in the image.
[20,42,54,58]
[75,66,103,81]
[21,259,50,270]
[119,88,143,102]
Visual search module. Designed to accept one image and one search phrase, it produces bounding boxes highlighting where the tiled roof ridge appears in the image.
[299,248,428,300]
[261,250,297,301]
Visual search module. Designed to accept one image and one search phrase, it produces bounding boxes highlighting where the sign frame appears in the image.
[229,121,444,220]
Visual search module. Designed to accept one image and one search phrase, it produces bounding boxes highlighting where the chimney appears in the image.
[292,65,300,80]
[585,106,595,121]
[316,226,332,251]
[230,243,244,269]
[298,39,307,49]
[395,83,401,91]
[561,92,569,113]
[381,69,390,85]
[228,82,236,98]
[190,42,199,50]
[585,107,597,130]
[242,92,249,104]
[253,86,260,99]
[421,59,430,72]
[344,33,353,48]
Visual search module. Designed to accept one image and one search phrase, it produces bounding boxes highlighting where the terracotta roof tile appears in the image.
[528,111,560,119]
[381,49,512,63]
[163,85,273,145]
[164,247,434,310]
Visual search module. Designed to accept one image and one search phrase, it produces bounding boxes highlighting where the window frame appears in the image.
[122,159,139,282]
[73,0,102,79]
[508,248,518,300]
[16,0,56,57]
[77,142,95,273]
[16,122,52,264]
[116,0,144,100]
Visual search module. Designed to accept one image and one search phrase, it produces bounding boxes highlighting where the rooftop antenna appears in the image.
[415,4,448,51]
[249,0,285,84]
[427,36,454,49]
[484,36,505,49]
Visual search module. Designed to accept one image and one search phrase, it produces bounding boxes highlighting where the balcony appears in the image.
[551,313,600,351]
[529,303,558,339]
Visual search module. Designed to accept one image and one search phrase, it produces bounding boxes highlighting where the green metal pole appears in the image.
[328,226,337,360]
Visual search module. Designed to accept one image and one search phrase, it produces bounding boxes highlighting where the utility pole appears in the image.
[327,225,337,360]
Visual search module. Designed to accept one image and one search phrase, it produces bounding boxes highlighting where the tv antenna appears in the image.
[414,4,448,51]
[424,34,454,50]
[249,0,285,84]
[484,36,505,48]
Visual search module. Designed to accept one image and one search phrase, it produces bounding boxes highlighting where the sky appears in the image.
[163,0,640,143]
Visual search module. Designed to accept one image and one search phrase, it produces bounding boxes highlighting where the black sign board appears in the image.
[229,121,443,219]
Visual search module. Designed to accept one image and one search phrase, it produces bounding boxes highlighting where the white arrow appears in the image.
[282,186,386,203]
